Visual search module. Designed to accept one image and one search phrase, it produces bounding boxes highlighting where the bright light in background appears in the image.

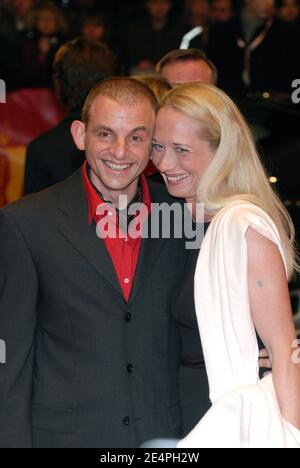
[269,176,278,184]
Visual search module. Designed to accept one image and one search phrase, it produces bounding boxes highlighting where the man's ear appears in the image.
[71,120,86,151]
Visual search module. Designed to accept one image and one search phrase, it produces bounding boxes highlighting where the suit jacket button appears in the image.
[127,364,134,373]
[123,417,130,426]
[125,313,132,322]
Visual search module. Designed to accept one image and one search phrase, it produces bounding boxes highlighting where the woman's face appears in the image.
[152,107,215,201]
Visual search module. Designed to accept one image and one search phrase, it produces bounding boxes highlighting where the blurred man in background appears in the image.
[156,48,217,87]
[211,0,235,23]
[276,0,300,23]
[207,0,300,96]
[183,0,211,50]
[120,0,185,73]
[0,0,36,90]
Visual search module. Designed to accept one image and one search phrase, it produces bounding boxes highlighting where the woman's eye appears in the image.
[176,147,189,155]
[152,143,164,151]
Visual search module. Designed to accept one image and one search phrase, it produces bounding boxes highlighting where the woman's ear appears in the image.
[71,120,86,151]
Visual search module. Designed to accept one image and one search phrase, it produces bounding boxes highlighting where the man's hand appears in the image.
[259,349,272,377]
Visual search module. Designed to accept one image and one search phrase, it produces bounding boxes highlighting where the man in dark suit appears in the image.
[24,37,116,195]
[0,77,188,448]
[207,0,300,97]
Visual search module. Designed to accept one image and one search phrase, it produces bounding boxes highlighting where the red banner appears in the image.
[0,88,65,206]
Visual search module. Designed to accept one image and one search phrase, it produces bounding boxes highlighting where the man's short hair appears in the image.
[156,49,218,85]
[82,77,159,124]
[53,37,116,111]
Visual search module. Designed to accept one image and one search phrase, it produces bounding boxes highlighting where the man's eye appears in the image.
[99,132,110,138]
[130,136,142,143]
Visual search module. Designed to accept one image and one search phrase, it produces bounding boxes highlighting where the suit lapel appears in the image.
[128,181,168,305]
[57,170,124,299]
[56,173,176,305]
[129,228,167,305]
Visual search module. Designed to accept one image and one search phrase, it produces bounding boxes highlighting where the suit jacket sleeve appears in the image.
[0,210,38,447]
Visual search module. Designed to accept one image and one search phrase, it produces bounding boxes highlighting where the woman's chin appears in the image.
[165,185,188,200]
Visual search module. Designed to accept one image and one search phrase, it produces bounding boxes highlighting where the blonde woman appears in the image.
[152,83,300,448]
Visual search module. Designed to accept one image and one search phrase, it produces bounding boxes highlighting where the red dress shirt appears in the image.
[82,162,151,302]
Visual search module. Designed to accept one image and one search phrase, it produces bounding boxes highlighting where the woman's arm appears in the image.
[247,227,300,429]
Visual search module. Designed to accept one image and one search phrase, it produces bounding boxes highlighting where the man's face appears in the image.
[246,0,275,19]
[162,59,214,88]
[37,9,57,36]
[71,96,155,201]
[189,0,211,27]
[146,0,172,22]
[278,0,300,23]
[211,0,234,23]
[11,0,33,17]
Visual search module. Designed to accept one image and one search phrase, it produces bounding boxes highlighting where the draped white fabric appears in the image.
[178,201,300,448]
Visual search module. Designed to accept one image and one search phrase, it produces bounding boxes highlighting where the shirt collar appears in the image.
[82,161,152,225]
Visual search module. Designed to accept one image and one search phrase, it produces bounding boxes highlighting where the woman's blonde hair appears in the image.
[161,83,299,279]
[132,75,171,106]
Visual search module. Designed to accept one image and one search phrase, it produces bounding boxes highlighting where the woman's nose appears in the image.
[155,149,176,173]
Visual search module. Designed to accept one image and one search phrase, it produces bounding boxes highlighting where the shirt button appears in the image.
[124,278,130,284]
[127,364,134,373]
[125,313,132,322]
[123,417,130,426]
[108,211,113,217]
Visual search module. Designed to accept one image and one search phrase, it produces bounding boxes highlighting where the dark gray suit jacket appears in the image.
[0,169,187,448]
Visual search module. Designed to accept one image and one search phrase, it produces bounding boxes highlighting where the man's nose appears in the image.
[113,139,128,160]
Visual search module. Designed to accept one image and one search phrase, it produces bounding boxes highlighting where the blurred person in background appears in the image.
[0,0,36,89]
[184,0,211,49]
[0,3,20,90]
[207,0,300,96]
[211,0,236,23]
[276,0,300,22]
[79,12,123,69]
[8,0,36,32]
[119,0,185,73]
[24,37,116,195]
[81,13,107,42]
[20,1,68,88]
[65,0,109,38]
[156,48,218,87]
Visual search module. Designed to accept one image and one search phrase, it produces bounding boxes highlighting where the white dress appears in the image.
[178,201,300,448]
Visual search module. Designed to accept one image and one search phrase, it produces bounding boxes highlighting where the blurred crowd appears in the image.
[1,0,300,97]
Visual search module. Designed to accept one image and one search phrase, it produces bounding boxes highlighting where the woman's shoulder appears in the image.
[214,200,274,228]
[210,199,283,254]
